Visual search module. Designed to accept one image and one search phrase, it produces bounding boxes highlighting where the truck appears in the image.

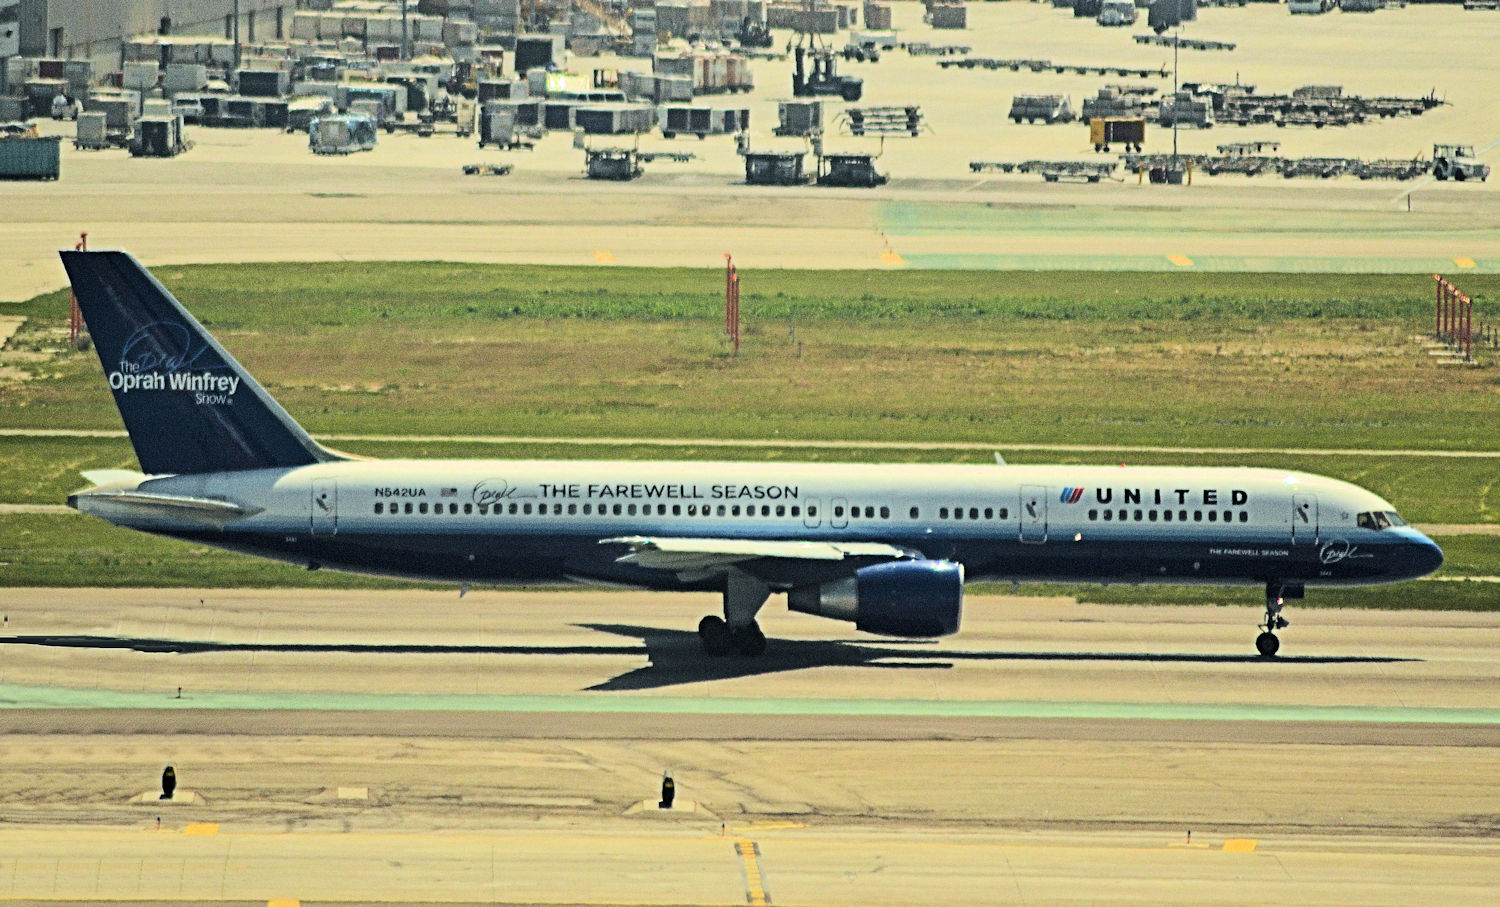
[792,46,863,102]
[1432,144,1490,182]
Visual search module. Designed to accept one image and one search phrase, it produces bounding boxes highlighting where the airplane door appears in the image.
[803,497,822,529]
[830,496,848,529]
[1292,494,1318,546]
[1020,485,1047,544]
[311,479,338,536]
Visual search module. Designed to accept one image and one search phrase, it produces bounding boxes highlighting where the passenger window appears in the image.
[508,502,518,515]
[404,502,413,514]
[910,506,920,519]
[687,505,697,516]
[464,503,472,515]
[374,502,383,514]
[613,503,623,515]
[999,508,1008,519]
[672,504,681,516]
[1239,512,1248,523]
[762,505,771,517]
[1179,510,1187,522]
[568,503,577,515]
[731,505,741,517]
[1163,510,1172,522]
[627,504,637,516]
[776,505,785,517]
[834,506,845,517]
[953,508,962,521]
[419,502,428,514]
[809,506,817,517]
[719,505,728,516]
[450,503,458,514]
[1148,510,1157,521]
[582,503,592,515]
[1193,511,1202,522]
[1102,509,1112,521]
[969,508,978,520]
[880,506,889,519]
[791,506,800,517]
[1223,511,1232,523]
[1207,511,1217,522]
[1088,509,1097,520]
[1133,509,1142,521]
[984,508,993,520]
[1118,510,1126,521]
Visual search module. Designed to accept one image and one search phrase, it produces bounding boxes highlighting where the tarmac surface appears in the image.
[0,587,1497,905]
[5,4,1500,302]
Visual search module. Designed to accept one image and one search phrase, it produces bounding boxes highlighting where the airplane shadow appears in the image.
[0,629,1417,693]
[575,624,1419,691]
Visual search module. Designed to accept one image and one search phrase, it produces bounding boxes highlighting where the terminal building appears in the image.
[2,1,291,80]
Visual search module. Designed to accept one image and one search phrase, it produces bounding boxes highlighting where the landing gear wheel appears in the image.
[698,615,733,656]
[1255,631,1280,658]
[731,622,767,657]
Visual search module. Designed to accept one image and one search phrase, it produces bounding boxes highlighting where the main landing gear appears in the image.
[698,569,771,657]
[1256,582,1298,657]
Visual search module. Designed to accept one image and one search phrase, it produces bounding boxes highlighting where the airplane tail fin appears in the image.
[60,250,343,475]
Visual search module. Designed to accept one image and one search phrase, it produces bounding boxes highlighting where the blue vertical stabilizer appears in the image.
[60,250,342,475]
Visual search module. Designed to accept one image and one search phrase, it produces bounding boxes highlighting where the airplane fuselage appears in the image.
[73,460,1442,592]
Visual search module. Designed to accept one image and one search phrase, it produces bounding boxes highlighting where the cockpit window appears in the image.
[1357,511,1405,530]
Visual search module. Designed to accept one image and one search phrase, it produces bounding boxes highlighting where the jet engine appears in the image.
[787,559,963,637]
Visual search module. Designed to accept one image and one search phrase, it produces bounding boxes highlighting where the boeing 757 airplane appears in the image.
[61,251,1443,657]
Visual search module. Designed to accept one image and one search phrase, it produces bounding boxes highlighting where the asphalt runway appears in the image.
[0,587,1496,905]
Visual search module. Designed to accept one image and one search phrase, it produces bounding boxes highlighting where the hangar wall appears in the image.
[14,0,291,68]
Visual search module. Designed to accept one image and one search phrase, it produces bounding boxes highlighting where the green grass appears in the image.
[4,264,1496,450]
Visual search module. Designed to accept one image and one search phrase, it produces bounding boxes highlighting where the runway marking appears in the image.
[592,250,616,264]
[183,823,218,836]
[735,839,771,905]
[267,900,300,907]
[1454,257,1477,268]
[1222,838,1258,852]
[2,683,1497,725]
[1168,255,1194,267]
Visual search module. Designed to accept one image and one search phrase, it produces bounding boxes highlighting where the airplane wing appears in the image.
[601,535,909,578]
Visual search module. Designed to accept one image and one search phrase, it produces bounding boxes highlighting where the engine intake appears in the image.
[788,559,963,637]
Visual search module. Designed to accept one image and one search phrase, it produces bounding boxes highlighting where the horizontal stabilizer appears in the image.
[69,489,263,523]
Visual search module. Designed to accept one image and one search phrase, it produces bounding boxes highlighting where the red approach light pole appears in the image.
[68,232,87,345]
[724,253,740,356]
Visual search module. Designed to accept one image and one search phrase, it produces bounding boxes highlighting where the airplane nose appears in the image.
[1404,536,1444,579]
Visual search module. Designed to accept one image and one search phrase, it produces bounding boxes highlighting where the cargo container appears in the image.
[0,135,61,180]
[574,104,658,134]
[131,116,186,157]
[237,69,290,98]
[661,104,749,138]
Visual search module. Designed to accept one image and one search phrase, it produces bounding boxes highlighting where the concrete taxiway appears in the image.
[0,587,1496,904]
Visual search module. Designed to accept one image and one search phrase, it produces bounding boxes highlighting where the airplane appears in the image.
[60,250,1444,658]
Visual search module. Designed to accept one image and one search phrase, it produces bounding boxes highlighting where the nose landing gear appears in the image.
[1256,583,1299,657]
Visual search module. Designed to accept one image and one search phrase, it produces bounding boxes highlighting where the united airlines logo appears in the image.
[1059,487,1085,504]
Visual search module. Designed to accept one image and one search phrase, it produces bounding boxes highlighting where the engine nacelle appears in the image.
[787,559,963,638]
